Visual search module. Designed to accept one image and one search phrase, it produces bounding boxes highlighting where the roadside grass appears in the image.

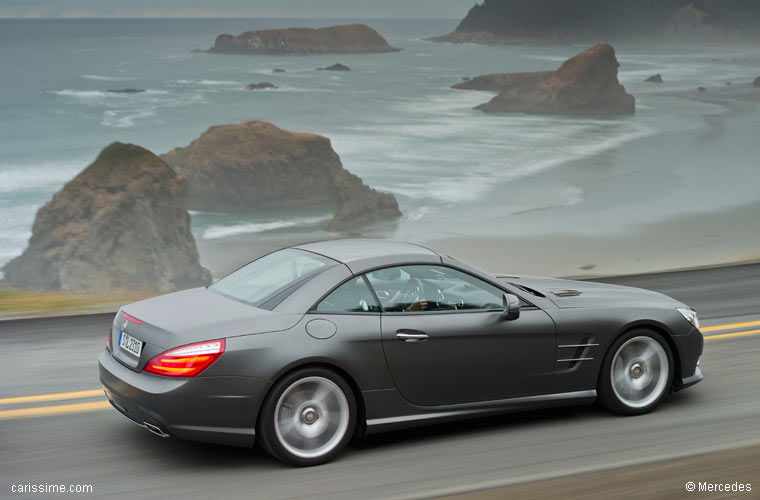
[0,288,151,319]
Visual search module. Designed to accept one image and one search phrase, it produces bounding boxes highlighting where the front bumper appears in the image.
[99,350,271,447]
[678,365,705,390]
[671,326,705,391]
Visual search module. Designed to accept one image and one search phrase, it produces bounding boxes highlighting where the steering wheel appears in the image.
[398,277,424,310]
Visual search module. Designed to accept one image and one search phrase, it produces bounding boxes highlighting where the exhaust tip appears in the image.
[144,422,170,438]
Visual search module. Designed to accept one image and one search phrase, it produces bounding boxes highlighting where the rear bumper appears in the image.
[99,349,270,447]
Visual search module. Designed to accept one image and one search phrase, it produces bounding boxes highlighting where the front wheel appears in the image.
[258,368,356,466]
[598,330,674,415]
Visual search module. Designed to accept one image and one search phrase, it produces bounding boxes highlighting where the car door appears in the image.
[368,265,557,406]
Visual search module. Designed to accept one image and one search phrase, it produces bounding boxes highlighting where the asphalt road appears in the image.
[1,263,759,499]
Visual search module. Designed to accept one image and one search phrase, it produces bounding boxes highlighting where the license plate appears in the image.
[119,331,143,357]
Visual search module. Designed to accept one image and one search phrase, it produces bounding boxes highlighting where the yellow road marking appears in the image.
[0,389,103,405]
[704,328,760,341]
[0,401,111,421]
[701,320,760,333]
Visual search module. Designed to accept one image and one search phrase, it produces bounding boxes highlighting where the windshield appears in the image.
[209,249,336,306]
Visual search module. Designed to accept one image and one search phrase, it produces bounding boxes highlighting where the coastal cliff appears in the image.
[432,0,760,44]
[209,24,399,54]
[473,44,635,116]
[2,143,211,292]
[161,121,401,231]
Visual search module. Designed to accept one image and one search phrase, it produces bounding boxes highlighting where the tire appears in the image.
[598,329,674,416]
[257,367,357,466]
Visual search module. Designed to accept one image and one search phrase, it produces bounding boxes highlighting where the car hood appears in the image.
[120,287,302,349]
[501,276,686,310]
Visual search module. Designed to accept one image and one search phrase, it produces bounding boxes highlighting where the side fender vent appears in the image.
[557,337,598,371]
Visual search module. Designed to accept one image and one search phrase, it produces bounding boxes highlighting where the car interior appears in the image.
[317,265,505,313]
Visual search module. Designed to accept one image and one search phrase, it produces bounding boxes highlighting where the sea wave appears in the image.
[172,79,241,86]
[101,108,157,128]
[0,160,87,193]
[49,89,170,101]
[512,186,586,215]
[406,206,432,221]
[82,74,136,81]
[47,89,205,127]
[524,53,571,63]
[0,203,44,271]
[202,215,331,240]
[333,116,656,205]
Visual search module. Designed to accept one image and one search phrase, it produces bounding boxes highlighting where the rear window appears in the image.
[209,249,336,306]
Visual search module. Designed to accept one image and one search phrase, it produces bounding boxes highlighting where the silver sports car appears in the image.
[100,239,704,466]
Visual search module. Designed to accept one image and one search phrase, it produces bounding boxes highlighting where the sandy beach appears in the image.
[428,199,760,278]
[195,197,760,279]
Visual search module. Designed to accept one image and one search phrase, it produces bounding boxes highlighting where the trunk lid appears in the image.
[109,287,302,371]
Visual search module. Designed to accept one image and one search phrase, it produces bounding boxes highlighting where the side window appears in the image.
[366,265,504,313]
[315,276,381,313]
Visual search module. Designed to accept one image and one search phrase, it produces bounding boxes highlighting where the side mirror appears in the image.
[502,293,521,321]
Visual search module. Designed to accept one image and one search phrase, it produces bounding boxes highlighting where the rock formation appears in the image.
[208,24,399,54]
[317,63,351,72]
[247,82,278,90]
[431,0,760,44]
[474,44,635,116]
[452,71,553,91]
[644,74,663,83]
[754,77,760,87]
[161,121,401,231]
[2,143,211,292]
[329,170,401,231]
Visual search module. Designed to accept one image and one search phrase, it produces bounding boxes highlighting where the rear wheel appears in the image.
[258,367,356,466]
[598,330,673,415]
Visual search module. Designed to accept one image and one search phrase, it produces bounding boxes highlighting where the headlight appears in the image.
[676,307,700,329]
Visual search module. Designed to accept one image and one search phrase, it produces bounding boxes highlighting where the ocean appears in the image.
[1,18,759,276]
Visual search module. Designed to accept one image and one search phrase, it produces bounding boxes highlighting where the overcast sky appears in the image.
[0,0,473,19]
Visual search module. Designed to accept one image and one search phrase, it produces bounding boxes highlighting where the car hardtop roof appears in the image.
[293,239,441,270]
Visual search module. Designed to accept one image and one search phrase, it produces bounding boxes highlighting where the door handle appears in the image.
[396,330,429,342]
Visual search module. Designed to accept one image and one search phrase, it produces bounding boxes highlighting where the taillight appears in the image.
[107,330,112,351]
[120,311,143,325]
[144,339,225,377]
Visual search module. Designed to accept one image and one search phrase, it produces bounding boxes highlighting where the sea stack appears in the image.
[317,63,351,71]
[209,24,400,54]
[451,71,554,91]
[247,82,278,90]
[2,143,211,292]
[329,170,401,231]
[161,121,401,231]
[475,44,635,116]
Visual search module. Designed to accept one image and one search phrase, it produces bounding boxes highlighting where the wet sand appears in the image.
[195,198,760,280]
[427,199,760,278]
